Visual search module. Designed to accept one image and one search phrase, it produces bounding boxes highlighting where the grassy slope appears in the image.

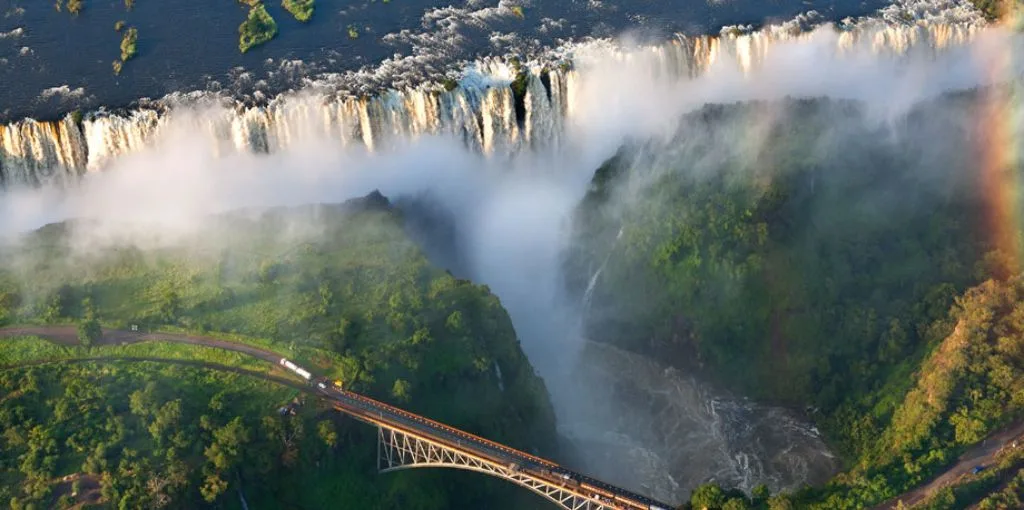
[0,195,557,509]
[804,277,1024,508]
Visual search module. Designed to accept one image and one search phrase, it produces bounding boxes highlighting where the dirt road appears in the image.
[873,420,1024,509]
[0,325,286,364]
[0,325,315,388]
[13,355,310,392]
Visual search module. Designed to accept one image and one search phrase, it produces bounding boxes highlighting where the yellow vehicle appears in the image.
[333,380,344,389]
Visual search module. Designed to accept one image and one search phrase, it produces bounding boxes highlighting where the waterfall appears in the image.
[582,227,623,315]
[0,16,992,190]
[0,116,86,188]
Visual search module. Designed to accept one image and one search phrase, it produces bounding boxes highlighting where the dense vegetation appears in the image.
[971,0,1024,21]
[282,0,314,22]
[112,26,138,75]
[238,3,278,53]
[974,464,1024,509]
[804,276,1024,508]
[569,92,1023,507]
[1,362,330,509]
[917,444,1024,509]
[0,192,557,509]
[119,27,138,61]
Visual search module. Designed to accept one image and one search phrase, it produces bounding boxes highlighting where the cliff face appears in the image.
[561,88,1024,507]
[0,191,558,509]
[567,96,990,404]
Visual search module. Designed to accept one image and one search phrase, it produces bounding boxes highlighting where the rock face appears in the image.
[343,189,391,212]
[566,94,994,404]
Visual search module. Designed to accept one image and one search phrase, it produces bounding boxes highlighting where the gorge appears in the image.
[1,0,1023,508]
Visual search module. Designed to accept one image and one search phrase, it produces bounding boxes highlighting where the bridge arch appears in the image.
[376,426,619,510]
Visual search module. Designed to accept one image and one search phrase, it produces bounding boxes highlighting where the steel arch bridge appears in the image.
[376,425,623,510]
[307,360,674,510]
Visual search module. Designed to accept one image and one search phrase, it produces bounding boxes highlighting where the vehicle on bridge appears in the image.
[287,358,677,510]
[278,358,312,380]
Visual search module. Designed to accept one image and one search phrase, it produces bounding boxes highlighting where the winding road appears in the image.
[0,325,312,390]
[0,325,678,510]
[0,325,285,362]
[10,355,309,390]
[872,420,1024,509]
[4,325,1024,510]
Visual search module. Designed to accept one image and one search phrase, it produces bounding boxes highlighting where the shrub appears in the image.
[282,0,314,22]
[120,27,138,61]
[78,318,102,347]
[440,77,459,91]
[238,4,278,53]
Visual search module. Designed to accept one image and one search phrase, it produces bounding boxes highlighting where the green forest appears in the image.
[569,92,1024,508]
[0,193,557,509]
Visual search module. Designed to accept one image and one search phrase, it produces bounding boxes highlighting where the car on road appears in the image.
[971,465,986,475]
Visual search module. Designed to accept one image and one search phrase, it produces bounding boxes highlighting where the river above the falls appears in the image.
[0,0,886,123]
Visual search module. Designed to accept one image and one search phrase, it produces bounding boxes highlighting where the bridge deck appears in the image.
[314,383,674,510]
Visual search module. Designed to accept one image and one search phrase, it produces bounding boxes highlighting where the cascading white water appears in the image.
[581,228,622,316]
[0,13,995,189]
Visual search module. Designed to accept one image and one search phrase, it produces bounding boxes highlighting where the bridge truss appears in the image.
[376,425,624,510]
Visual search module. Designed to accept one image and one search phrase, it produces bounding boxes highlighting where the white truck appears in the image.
[278,358,313,380]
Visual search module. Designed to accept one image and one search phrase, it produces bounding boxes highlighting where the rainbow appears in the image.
[974,10,1023,278]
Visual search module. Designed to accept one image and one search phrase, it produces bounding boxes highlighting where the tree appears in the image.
[317,420,337,448]
[56,494,75,509]
[82,296,96,320]
[691,483,726,510]
[722,498,751,510]
[445,310,464,332]
[77,318,101,347]
[205,417,250,471]
[129,383,159,418]
[42,284,75,322]
[391,379,412,402]
[119,27,138,61]
[157,288,180,323]
[331,317,353,352]
[766,494,795,510]
[0,290,19,326]
[148,400,182,445]
[751,484,771,505]
[200,474,228,503]
[317,282,333,316]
